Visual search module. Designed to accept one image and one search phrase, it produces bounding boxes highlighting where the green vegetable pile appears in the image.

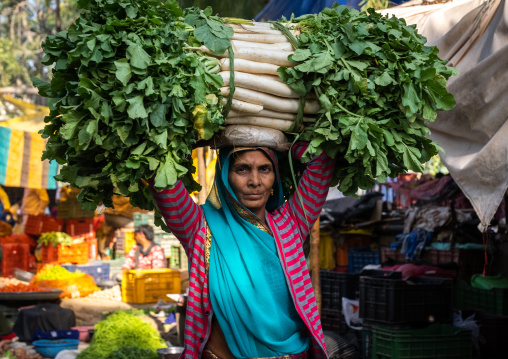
[35,0,457,222]
[105,346,158,359]
[77,311,166,359]
[277,5,457,195]
[38,232,74,247]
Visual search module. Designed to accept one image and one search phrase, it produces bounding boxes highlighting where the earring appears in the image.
[270,189,274,196]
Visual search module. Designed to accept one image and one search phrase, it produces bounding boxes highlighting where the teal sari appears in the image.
[202,147,310,358]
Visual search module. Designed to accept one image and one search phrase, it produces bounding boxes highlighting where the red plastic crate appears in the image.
[41,241,89,264]
[0,243,30,276]
[25,215,64,236]
[88,238,98,260]
[65,218,95,240]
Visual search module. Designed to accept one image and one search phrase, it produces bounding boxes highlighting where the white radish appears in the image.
[187,46,294,67]
[226,116,297,131]
[231,40,294,52]
[228,24,300,36]
[220,58,280,76]
[231,33,290,44]
[221,87,320,114]
[254,74,283,82]
[220,71,299,98]
[228,47,294,67]
[222,98,263,114]
[228,109,317,123]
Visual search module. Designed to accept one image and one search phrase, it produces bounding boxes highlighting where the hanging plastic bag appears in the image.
[342,298,363,330]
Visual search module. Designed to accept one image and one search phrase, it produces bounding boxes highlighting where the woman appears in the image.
[150,142,335,359]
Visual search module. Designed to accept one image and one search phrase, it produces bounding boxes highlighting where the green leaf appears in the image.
[292,49,312,62]
[114,60,132,86]
[402,144,424,172]
[150,103,169,127]
[127,95,147,119]
[127,43,151,69]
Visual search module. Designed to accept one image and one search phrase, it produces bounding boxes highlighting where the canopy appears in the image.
[0,95,57,189]
[379,0,508,230]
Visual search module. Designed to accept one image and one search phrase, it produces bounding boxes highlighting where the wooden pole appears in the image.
[197,147,207,205]
[310,217,321,315]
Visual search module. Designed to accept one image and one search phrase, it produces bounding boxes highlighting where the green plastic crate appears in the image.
[170,244,188,269]
[455,280,508,315]
[133,212,155,228]
[372,324,472,359]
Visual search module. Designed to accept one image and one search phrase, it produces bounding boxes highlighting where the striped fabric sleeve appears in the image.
[150,180,203,246]
[286,142,335,239]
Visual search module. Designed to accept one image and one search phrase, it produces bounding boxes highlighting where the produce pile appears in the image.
[37,232,75,247]
[0,278,49,293]
[35,0,457,227]
[31,265,99,298]
[76,311,166,359]
[0,283,50,293]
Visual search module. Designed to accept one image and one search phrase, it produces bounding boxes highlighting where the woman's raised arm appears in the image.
[150,180,203,247]
[285,142,335,239]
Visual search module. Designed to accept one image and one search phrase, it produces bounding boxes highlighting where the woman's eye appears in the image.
[260,166,272,172]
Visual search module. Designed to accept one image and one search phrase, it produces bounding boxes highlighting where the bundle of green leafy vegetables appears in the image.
[34,0,456,226]
[105,347,158,359]
[76,311,165,359]
[278,6,457,195]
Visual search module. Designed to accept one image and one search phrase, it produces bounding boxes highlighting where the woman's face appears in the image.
[228,150,275,218]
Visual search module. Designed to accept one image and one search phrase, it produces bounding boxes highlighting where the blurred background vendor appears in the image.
[116,224,165,281]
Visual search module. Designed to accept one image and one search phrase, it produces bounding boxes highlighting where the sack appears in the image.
[211,125,291,152]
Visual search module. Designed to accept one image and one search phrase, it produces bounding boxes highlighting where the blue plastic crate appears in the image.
[348,247,380,273]
[62,262,110,282]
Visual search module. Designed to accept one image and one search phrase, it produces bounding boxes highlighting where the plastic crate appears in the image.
[321,271,360,310]
[25,215,64,235]
[381,247,461,264]
[41,241,89,264]
[88,238,98,260]
[348,247,380,273]
[360,276,454,324]
[462,310,508,359]
[320,309,343,333]
[380,248,406,263]
[62,263,110,282]
[121,268,182,303]
[122,230,136,254]
[424,248,460,264]
[155,233,179,258]
[371,324,472,359]
[170,244,188,269]
[455,280,508,315]
[65,218,95,240]
[133,212,155,228]
[57,199,94,219]
[0,243,30,276]
[114,228,135,253]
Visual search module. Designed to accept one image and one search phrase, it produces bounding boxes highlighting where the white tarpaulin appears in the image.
[379,0,508,230]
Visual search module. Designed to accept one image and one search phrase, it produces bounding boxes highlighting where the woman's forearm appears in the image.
[287,142,336,238]
[150,180,203,245]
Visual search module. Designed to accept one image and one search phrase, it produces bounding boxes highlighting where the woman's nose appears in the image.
[248,171,261,186]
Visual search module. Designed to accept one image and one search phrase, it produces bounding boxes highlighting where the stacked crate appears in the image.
[358,273,472,359]
[320,271,359,333]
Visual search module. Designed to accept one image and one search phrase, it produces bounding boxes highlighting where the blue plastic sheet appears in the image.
[255,0,360,21]
[255,0,407,21]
